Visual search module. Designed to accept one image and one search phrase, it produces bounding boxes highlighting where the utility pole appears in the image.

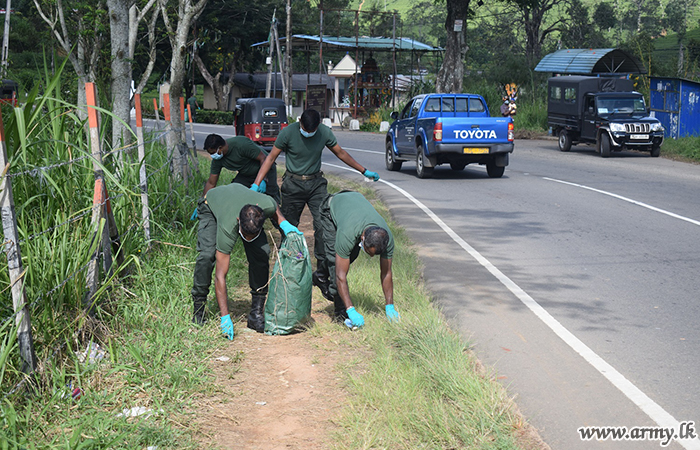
[1,0,11,79]
[285,0,292,116]
[266,10,276,98]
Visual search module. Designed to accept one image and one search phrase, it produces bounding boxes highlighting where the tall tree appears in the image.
[33,0,107,118]
[192,0,279,111]
[107,0,131,151]
[129,1,159,99]
[665,0,698,76]
[435,0,471,93]
[501,0,565,68]
[159,0,207,179]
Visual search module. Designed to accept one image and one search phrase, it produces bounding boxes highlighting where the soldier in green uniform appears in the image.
[251,109,380,302]
[201,134,279,203]
[191,183,300,339]
[318,190,399,327]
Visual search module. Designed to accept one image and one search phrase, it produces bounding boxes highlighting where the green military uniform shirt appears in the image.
[205,183,276,255]
[273,122,337,175]
[329,191,394,260]
[210,137,266,178]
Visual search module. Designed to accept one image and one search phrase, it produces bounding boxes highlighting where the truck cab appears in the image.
[548,76,664,157]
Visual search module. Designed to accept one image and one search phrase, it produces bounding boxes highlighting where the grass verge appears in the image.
[2,162,537,449]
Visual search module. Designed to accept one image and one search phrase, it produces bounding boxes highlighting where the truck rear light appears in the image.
[255,127,261,139]
[508,122,514,141]
[434,122,443,141]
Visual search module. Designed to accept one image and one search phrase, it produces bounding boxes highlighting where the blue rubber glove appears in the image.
[259,180,267,193]
[250,183,259,192]
[190,207,198,221]
[363,169,380,181]
[279,220,302,236]
[346,307,364,327]
[220,315,234,340]
[385,304,400,322]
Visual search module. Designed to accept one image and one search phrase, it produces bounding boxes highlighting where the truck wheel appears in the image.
[558,129,572,152]
[416,144,434,179]
[599,133,611,158]
[450,162,466,171]
[486,161,505,178]
[385,140,403,171]
[650,145,661,157]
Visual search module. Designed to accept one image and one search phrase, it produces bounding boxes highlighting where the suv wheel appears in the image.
[558,129,572,152]
[599,133,611,158]
[650,145,661,157]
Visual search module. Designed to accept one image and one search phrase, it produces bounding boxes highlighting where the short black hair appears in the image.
[204,134,225,152]
[363,226,389,255]
[300,108,321,133]
[239,204,265,236]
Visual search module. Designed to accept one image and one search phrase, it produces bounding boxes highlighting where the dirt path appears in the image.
[193,210,348,449]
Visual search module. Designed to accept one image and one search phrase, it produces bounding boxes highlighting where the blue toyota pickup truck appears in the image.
[385,93,514,178]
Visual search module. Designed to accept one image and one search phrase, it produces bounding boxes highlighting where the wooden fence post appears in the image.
[134,94,151,247]
[187,104,199,173]
[0,107,37,376]
[85,82,113,309]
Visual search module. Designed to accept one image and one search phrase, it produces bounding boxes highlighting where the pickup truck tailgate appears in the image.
[439,117,513,145]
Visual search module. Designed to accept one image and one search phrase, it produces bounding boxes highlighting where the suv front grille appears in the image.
[625,123,650,133]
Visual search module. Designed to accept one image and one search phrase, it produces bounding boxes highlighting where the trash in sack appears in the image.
[264,232,313,335]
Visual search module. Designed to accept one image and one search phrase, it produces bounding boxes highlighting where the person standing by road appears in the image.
[318,190,398,326]
[201,134,280,202]
[187,89,199,122]
[191,183,301,338]
[250,108,380,301]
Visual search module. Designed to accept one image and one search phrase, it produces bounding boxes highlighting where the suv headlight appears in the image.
[609,123,626,132]
[650,122,664,132]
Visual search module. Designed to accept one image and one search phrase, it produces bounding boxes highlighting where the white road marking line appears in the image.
[323,161,700,450]
[344,147,384,155]
[544,177,700,227]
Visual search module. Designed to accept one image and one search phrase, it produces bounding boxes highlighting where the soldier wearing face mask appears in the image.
[200,134,280,203]
[251,108,380,302]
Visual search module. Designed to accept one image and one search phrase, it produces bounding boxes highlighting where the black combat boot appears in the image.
[192,296,207,325]
[332,294,349,323]
[312,270,333,301]
[247,294,266,333]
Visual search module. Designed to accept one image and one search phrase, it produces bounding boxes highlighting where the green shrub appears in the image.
[196,109,235,125]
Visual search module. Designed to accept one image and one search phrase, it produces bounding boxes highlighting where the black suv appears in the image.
[548,76,664,157]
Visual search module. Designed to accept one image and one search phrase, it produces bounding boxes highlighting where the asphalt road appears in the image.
[162,121,700,449]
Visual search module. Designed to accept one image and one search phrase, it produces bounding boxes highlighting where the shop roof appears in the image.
[535,48,647,75]
[253,35,442,53]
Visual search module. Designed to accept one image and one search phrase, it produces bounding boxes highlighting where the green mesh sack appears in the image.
[264,232,313,335]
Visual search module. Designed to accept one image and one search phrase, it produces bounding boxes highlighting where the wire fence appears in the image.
[0,89,202,399]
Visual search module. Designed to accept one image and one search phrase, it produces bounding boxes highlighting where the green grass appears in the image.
[658,135,700,162]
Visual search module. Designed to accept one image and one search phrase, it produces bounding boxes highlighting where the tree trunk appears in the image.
[194,52,236,111]
[435,0,470,93]
[108,0,131,153]
[159,0,208,179]
[129,1,158,100]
